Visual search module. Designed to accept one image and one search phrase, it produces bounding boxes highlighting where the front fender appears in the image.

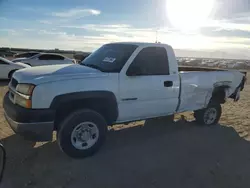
[50,91,119,124]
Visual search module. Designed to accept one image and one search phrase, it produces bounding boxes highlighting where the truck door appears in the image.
[118,46,179,122]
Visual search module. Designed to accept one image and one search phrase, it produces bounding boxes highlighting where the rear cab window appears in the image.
[127,47,169,75]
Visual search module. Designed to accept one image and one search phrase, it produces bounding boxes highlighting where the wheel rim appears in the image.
[204,107,217,125]
[71,122,99,150]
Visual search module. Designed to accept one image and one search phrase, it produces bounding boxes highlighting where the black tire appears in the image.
[194,104,222,125]
[8,70,17,79]
[57,109,107,158]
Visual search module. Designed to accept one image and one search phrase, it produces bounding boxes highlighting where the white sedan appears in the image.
[0,57,31,79]
[12,53,75,66]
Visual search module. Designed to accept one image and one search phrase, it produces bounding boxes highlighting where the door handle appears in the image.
[164,81,173,87]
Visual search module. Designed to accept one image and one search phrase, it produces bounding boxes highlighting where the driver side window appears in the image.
[127,47,169,76]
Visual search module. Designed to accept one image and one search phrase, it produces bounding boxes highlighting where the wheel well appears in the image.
[54,98,117,130]
[8,69,17,79]
[210,86,228,104]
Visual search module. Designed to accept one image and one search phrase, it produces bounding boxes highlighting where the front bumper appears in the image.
[3,92,55,141]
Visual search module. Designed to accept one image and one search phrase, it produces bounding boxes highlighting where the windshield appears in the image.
[80,44,138,73]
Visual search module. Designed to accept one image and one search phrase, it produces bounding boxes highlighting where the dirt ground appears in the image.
[0,74,250,188]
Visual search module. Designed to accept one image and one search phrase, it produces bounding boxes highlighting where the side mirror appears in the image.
[127,66,140,76]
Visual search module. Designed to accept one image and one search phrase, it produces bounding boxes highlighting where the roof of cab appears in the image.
[110,42,171,48]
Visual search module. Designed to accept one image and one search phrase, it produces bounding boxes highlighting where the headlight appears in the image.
[16,84,35,95]
[15,94,32,108]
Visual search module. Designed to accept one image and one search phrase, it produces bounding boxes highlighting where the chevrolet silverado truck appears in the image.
[3,42,246,158]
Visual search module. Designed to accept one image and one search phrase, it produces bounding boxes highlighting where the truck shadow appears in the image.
[2,120,250,188]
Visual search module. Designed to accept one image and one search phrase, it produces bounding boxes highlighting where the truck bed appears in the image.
[178,66,247,75]
[179,66,226,72]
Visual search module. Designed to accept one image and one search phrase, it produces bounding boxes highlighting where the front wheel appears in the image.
[194,104,222,125]
[57,109,107,158]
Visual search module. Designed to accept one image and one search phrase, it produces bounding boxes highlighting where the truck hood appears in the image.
[13,64,107,85]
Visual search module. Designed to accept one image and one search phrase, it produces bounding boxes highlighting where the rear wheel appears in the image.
[194,104,222,125]
[57,109,107,158]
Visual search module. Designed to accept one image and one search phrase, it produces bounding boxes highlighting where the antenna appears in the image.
[155,28,160,43]
[155,30,158,43]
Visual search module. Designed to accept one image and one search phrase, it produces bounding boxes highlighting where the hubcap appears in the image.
[71,122,99,150]
[204,108,217,125]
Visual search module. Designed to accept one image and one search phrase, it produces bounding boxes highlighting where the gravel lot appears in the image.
[0,74,250,188]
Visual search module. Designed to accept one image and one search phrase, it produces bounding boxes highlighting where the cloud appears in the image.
[51,8,101,18]
[213,0,250,20]
[62,24,133,33]
[200,26,250,38]
[0,29,20,35]
[39,20,52,24]
[0,17,7,20]
[228,12,250,23]
[204,19,250,33]
[61,24,164,39]
[22,28,36,32]
[2,22,250,58]
[37,30,67,36]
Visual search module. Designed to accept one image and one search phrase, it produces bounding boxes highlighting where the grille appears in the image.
[10,78,18,89]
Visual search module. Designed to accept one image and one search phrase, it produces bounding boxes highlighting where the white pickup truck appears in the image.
[3,42,246,158]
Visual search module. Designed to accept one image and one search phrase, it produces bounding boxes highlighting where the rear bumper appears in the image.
[3,92,55,141]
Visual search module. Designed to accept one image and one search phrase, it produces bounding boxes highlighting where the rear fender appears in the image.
[205,83,230,107]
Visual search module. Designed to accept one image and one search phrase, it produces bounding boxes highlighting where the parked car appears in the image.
[73,52,91,62]
[12,53,75,66]
[13,51,40,58]
[3,42,246,158]
[0,50,16,57]
[0,57,30,79]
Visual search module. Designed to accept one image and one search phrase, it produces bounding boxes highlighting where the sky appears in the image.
[0,0,250,58]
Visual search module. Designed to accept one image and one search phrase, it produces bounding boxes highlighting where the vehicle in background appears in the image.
[73,52,91,63]
[13,51,40,58]
[0,50,16,58]
[3,42,246,158]
[0,57,31,79]
[12,53,75,66]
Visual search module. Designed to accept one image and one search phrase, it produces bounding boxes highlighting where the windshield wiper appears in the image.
[82,64,103,72]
